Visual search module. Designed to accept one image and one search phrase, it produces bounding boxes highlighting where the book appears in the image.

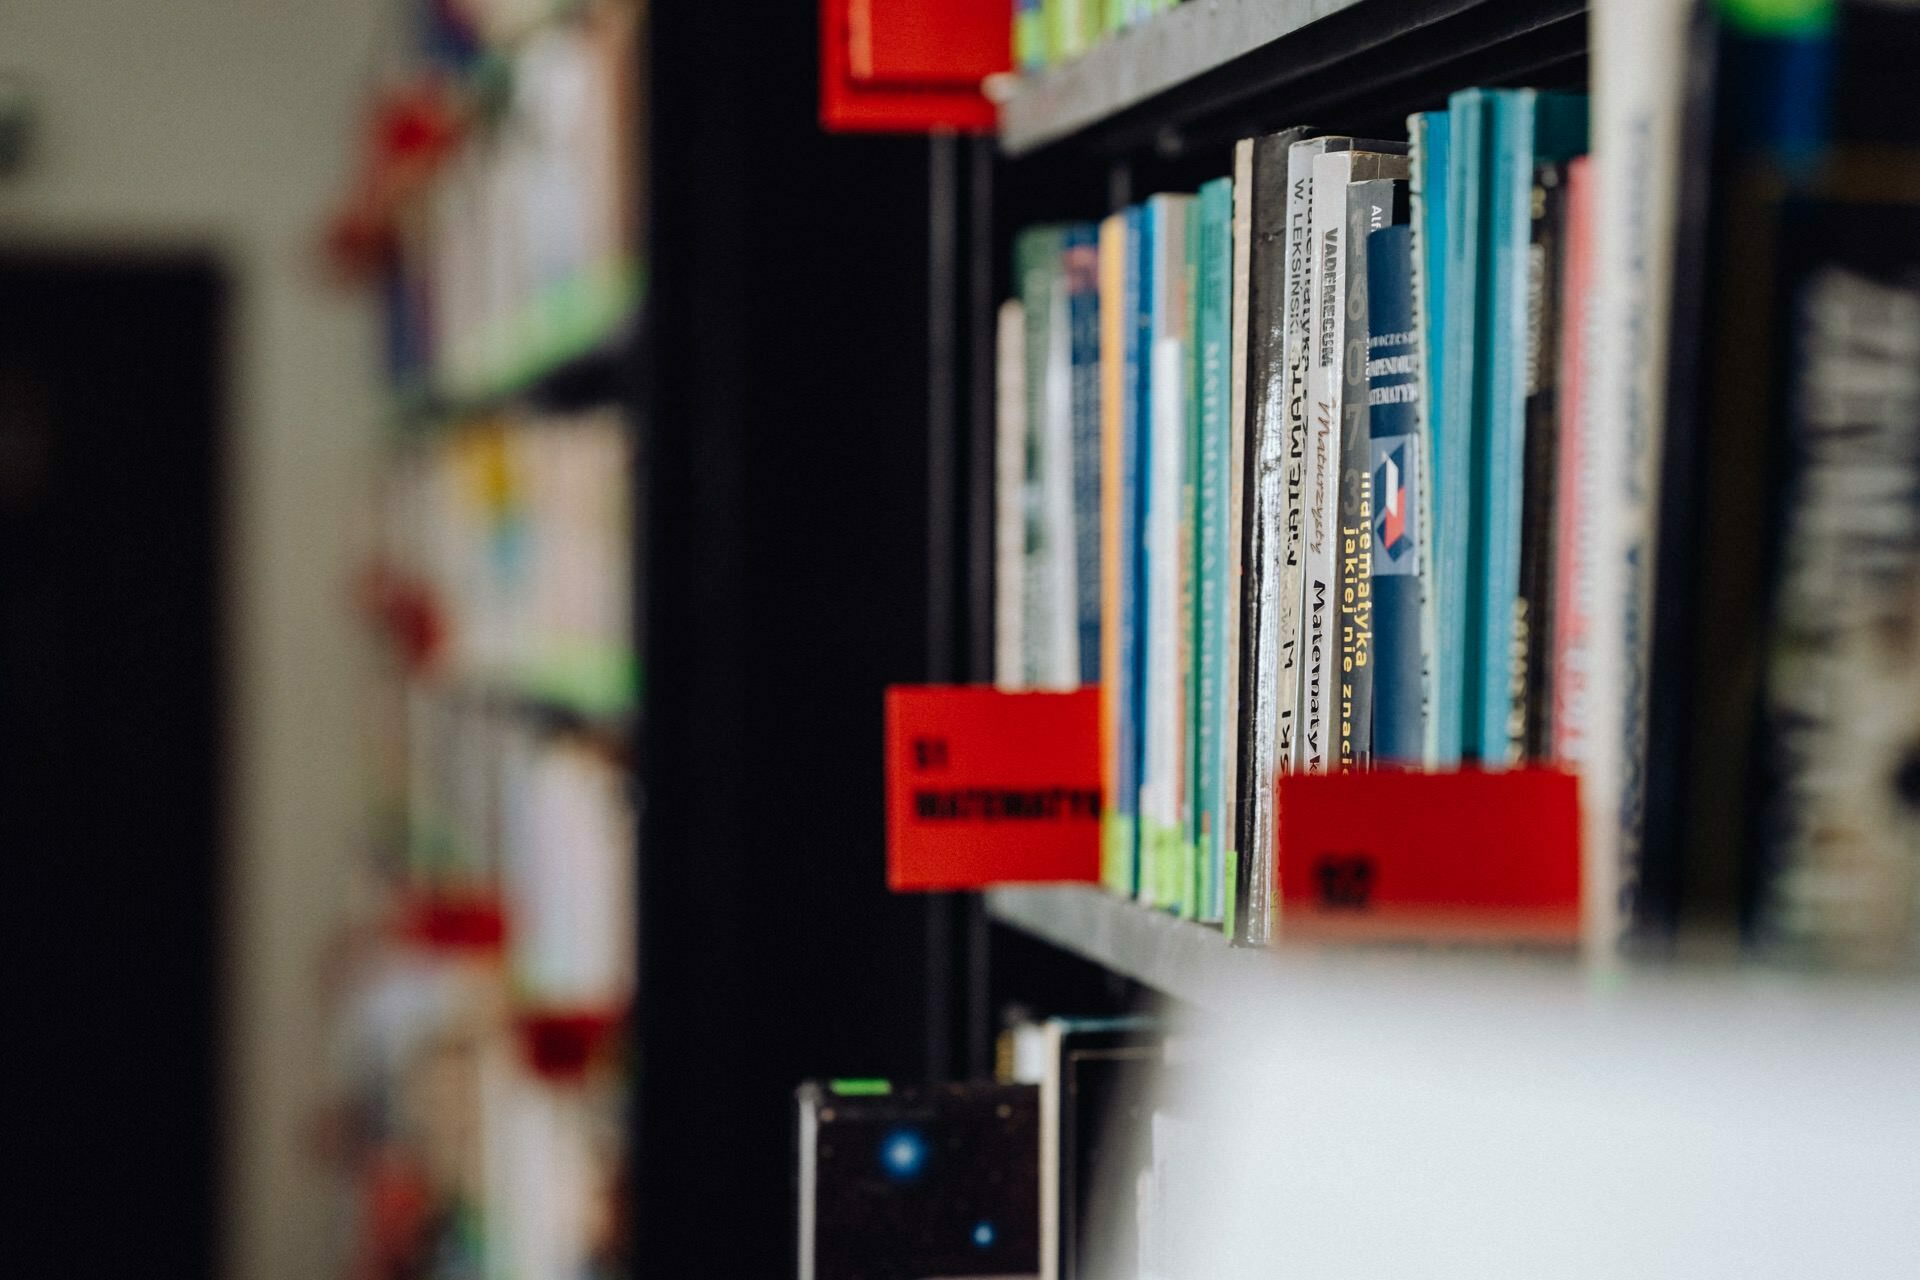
[1099,213,1131,892]
[1366,223,1424,765]
[1065,224,1104,688]
[1179,202,1202,919]
[1408,110,1451,767]
[1224,138,1256,937]
[1121,205,1144,901]
[1191,176,1234,922]
[996,298,1028,691]
[1549,157,1595,769]
[1335,174,1404,771]
[1233,131,1324,943]
[1016,225,1071,689]
[1586,0,1693,950]
[1516,162,1570,759]
[1141,193,1193,911]
[796,1080,1041,1280]
[1038,1018,1159,1280]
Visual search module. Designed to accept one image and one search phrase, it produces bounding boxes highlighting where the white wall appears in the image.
[0,2,388,1276]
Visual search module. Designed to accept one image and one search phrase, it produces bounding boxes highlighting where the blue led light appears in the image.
[878,1127,928,1180]
[972,1220,996,1249]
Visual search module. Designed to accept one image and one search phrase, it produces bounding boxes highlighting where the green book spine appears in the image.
[1177,197,1202,919]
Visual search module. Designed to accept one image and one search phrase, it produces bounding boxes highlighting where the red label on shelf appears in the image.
[1275,768,1582,944]
[885,685,1101,891]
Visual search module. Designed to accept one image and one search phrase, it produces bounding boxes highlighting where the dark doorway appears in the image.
[1,253,227,1276]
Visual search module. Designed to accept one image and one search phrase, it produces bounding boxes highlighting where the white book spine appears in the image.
[1045,284,1081,689]
[1586,0,1691,958]
[996,298,1028,691]
[1301,150,1354,773]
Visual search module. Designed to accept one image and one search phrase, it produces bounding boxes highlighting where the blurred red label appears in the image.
[1275,768,1582,944]
[885,685,1101,890]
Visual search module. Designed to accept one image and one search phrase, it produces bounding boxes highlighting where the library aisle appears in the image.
[8,0,1920,1277]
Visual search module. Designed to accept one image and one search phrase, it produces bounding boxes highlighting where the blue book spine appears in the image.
[1409,111,1451,767]
[1117,205,1150,897]
[1065,224,1104,686]
[1367,224,1424,763]
[1444,88,1492,763]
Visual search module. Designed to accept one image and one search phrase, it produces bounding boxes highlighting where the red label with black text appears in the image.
[885,685,1101,891]
[1276,768,1582,944]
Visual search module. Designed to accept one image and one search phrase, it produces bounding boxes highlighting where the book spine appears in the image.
[1550,157,1594,769]
[1122,206,1151,899]
[1223,139,1254,936]
[1303,150,1351,774]
[1194,176,1233,922]
[1099,214,1130,893]
[1179,202,1201,919]
[1587,0,1691,954]
[1066,225,1104,688]
[1408,111,1450,768]
[1517,164,1569,760]
[1139,199,1172,906]
[1017,226,1061,691]
[995,298,1028,691]
[1367,223,1424,764]
[1337,178,1393,770]
[1045,257,1081,689]
[1440,91,1486,766]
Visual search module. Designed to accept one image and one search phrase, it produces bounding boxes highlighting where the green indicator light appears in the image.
[828,1078,893,1097]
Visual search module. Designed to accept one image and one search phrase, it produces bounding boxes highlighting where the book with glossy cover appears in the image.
[1231,128,1317,944]
[1367,223,1424,765]
[1409,110,1452,767]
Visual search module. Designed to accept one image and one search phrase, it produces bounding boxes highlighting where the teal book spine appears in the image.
[1178,200,1200,919]
[1192,176,1233,922]
[1443,88,1491,763]
[1409,110,1451,768]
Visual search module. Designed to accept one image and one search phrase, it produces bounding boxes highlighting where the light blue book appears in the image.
[1409,110,1454,766]
[1476,91,1588,764]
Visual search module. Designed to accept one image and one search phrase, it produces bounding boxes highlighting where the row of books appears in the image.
[998,0,1920,961]
[382,406,636,721]
[386,0,641,403]
[1013,0,1177,73]
[999,94,1589,933]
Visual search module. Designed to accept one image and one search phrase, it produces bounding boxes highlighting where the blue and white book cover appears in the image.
[1366,223,1424,764]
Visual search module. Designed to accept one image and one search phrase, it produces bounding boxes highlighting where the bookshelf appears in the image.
[1000,0,1585,157]
[985,884,1272,1006]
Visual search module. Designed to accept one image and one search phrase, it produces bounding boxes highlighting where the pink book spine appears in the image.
[1550,156,1594,767]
